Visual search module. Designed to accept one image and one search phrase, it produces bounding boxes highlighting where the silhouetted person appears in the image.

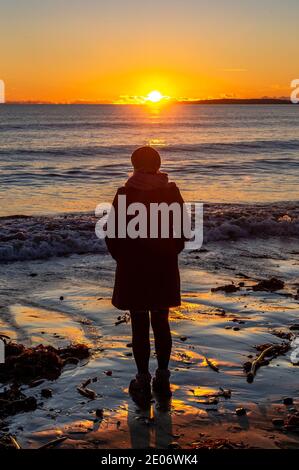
[105,146,185,405]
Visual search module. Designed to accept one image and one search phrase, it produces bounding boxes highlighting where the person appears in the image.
[105,146,186,404]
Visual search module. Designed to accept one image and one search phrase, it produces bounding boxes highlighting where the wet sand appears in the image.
[0,238,299,449]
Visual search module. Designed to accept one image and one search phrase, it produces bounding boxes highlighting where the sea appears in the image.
[0,104,298,262]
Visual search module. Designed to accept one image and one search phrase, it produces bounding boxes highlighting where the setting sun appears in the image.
[146,90,163,103]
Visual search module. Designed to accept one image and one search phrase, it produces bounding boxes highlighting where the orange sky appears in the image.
[0,0,298,103]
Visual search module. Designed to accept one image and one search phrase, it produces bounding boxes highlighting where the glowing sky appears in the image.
[0,0,298,102]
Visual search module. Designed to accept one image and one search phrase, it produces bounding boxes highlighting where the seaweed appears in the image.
[0,341,89,384]
[252,277,284,292]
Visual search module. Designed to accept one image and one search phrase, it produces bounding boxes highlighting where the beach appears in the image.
[1,232,299,448]
[0,104,299,449]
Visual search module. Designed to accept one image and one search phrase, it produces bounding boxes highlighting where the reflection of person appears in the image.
[128,401,173,449]
[105,146,186,404]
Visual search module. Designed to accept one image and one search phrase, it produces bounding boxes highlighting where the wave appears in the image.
[1,139,299,159]
[0,202,298,263]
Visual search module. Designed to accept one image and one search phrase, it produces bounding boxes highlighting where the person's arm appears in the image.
[172,185,190,254]
[105,188,123,261]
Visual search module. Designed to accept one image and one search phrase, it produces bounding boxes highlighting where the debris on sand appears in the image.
[271,329,294,341]
[193,387,231,401]
[77,386,97,400]
[115,312,130,326]
[283,411,299,432]
[37,436,68,449]
[272,418,284,427]
[0,384,37,419]
[95,408,104,419]
[252,277,284,292]
[192,438,247,449]
[0,433,22,449]
[283,397,293,406]
[211,283,239,293]
[217,387,232,399]
[289,324,299,331]
[244,342,290,383]
[0,341,89,384]
[41,388,52,399]
[236,407,247,416]
[77,376,97,400]
[203,356,219,373]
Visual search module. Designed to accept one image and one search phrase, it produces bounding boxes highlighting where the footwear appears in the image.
[129,372,152,407]
[152,369,172,397]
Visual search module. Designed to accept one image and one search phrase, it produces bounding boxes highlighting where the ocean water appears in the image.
[0,104,298,262]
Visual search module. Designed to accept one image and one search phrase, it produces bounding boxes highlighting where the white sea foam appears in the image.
[0,203,297,263]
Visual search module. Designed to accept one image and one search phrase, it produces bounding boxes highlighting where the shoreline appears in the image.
[1,236,299,449]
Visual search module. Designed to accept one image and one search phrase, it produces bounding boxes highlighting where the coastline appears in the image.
[1,234,298,449]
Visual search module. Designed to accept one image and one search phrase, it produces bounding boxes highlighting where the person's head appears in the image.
[131,146,161,173]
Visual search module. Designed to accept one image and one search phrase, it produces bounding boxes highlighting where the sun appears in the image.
[146,90,163,103]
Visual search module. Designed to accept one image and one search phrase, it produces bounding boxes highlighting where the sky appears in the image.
[0,0,298,102]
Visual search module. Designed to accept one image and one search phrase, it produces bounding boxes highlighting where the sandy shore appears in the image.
[0,237,299,449]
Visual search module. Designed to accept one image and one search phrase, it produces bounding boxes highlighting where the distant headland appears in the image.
[2,98,294,105]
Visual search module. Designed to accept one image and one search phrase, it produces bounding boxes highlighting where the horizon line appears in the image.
[1,97,292,105]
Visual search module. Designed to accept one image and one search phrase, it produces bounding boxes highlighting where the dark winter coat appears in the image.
[105,184,186,310]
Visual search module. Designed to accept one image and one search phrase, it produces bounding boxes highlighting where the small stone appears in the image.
[59,296,64,301]
[180,336,188,342]
[236,407,246,416]
[96,408,104,419]
[283,397,293,405]
[272,418,284,426]
[105,370,112,376]
[233,327,240,331]
[238,282,245,287]
[168,442,181,449]
[41,388,52,398]
[286,414,299,426]
[29,273,38,277]
[290,324,299,331]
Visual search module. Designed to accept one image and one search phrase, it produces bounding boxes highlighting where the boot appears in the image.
[129,372,152,407]
[152,369,172,397]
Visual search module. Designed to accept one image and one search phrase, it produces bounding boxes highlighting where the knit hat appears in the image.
[131,146,161,172]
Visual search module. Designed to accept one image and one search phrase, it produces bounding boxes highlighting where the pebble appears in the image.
[272,418,284,426]
[41,388,53,398]
[95,408,104,419]
[236,407,247,416]
[168,442,181,449]
[59,296,64,301]
[290,324,299,331]
[283,397,293,405]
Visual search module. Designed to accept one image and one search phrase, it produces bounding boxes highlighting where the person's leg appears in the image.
[151,309,172,370]
[129,310,151,405]
[130,310,150,374]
